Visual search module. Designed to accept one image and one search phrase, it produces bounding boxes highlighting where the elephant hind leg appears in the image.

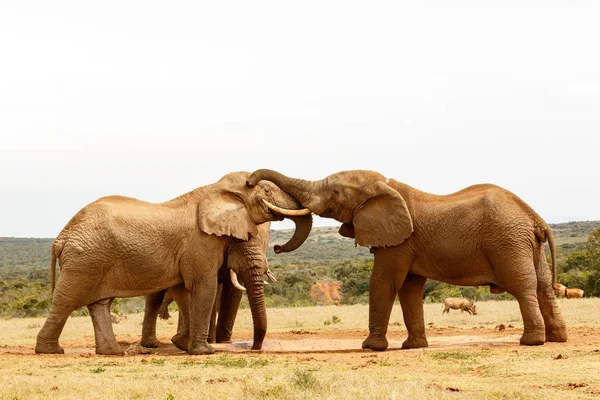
[534,248,567,342]
[88,298,124,355]
[35,303,74,354]
[496,259,545,346]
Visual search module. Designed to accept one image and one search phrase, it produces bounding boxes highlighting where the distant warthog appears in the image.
[442,298,477,315]
[554,283,584,299]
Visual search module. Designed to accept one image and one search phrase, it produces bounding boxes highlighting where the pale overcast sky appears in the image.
[1,1,599,237]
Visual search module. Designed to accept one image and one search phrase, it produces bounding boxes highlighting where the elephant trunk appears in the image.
[274,214,313,254]
[247,169,318,207]
[243,269,268,350]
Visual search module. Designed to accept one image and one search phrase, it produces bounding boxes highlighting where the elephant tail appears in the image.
[50,240,63,301]
[546,227,557,291]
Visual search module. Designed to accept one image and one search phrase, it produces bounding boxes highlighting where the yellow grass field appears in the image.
[1,299,600,399]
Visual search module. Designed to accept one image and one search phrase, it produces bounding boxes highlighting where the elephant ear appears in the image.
[352,181,414,247]
[197,192,258,241]
[338,223,355,239]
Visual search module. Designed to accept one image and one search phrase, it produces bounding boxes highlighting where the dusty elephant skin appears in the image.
[141,221,299,351]
[247,169,568,350]
[35,172,311,356]
[442,298,477,315]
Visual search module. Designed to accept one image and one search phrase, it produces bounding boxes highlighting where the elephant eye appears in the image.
[264,187,271,194]
[332,189,340,196]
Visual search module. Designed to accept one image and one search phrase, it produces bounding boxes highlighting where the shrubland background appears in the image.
[1,222,599,318]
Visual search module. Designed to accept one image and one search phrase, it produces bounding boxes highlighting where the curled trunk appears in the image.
[274,214,313,254]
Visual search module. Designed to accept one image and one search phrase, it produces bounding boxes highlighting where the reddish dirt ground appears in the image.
[3,326,599,362]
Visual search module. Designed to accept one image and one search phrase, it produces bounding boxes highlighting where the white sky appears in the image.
[1,1,599,237]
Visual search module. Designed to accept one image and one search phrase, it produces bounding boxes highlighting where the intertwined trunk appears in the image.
[247,169,318,206]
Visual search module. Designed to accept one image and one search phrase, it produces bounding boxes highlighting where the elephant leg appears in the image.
[140,290,167,348]
[187,276,218,355]
[207,284,223,343]
[535,248,567,342]
[216,281,243,343]
[35,302,73,354]
[87,298,124,355]
[169,284,191,351]
[497,260,545,346]
[362,246,411,352]
[398,274,428,349]
[35,276,87,354]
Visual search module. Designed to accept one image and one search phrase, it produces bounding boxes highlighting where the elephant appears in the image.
[442,298,477,315]
[35,171,311,356]
[140,221,294,351]
[246,169,568,350]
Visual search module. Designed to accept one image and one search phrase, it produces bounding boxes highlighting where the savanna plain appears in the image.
[2,299,600,400]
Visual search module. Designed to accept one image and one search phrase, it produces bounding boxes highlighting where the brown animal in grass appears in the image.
[554,283,584,299]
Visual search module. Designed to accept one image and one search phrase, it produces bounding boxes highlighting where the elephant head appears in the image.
[246,169,413,248]
[197,172,313,350]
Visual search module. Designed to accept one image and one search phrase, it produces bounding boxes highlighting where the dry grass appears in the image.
[2,298,600,399]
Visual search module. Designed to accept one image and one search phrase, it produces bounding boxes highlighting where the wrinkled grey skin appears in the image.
[247,169,567,351]
[141,220,307,351]
[35,172,311,356]
[442,298,477,315]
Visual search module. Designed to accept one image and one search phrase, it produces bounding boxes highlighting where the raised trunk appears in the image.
[247,169,317,206]
[274,214,313,254]
[244,270,268,350]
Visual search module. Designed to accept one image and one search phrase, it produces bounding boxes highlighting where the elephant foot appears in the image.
[35,339,65,354]
[171,334,190,351]
[96,343,125,356]
[140,336,161,348]
[217,338,232,344]
[519,330,545,346]
[188,342,215,355]
[401,336,428,349]
[362,334,388,352]
[545,326,568,343]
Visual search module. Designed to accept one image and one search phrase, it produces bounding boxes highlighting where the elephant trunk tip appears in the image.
[273,245,282,254]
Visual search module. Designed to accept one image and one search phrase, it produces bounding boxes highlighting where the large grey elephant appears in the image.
[35,172,311,355]
[247,169,567,350]
[141,220,302,351]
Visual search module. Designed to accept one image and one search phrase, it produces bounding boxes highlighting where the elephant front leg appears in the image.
[187,278,218,355]
[208,284,223,343]
[398,274,428,349]
[88,298,124,355]
[362,247,410,352]
[140,290,167,348]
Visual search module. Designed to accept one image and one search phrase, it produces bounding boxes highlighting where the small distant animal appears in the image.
[442,298,477,315]
[554,283,584,299]
[110,312,127,324]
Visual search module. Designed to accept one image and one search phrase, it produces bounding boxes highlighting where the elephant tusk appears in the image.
[262,199,311,216]
[263,280,269,285]
[266,269,277,283]
[230,269,246,291]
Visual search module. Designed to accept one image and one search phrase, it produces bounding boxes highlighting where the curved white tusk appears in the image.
[230,269,246,291]
[263,199,311,216]
[266,269,277,283]
[263,280,269,285]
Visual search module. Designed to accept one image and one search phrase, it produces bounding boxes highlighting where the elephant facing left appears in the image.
[35,171,311,356]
